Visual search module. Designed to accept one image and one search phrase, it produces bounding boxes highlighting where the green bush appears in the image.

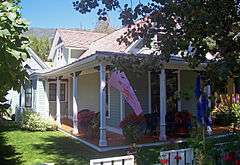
[19,110,57,131]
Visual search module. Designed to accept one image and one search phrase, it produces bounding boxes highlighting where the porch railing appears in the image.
[90,155,134,165]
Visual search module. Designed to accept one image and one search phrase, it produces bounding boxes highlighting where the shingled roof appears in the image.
[80,27,131,59]
[57,29,107,49]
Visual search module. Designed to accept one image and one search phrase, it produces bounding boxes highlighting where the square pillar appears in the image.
[56,77,61,127]
[99,64,107,147]
[159,68,167,141]
[72,73,79,134]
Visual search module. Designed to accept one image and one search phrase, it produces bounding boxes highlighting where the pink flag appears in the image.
[108,71,143,116]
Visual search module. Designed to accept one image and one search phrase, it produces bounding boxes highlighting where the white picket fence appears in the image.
[90,148,193,165]
[90,155,135,165]
[158,148,194,165]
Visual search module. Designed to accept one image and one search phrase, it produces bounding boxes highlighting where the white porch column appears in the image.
[159,68,167,141]
[56,77,61,126]
[99,64,107,146]
[72,73,79,134]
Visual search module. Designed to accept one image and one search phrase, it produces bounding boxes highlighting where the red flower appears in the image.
[175,155,182,161]
[236,160,240,165]
[159,159,169,164]
[224,152,236,162]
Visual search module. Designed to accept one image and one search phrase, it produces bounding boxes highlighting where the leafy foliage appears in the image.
[94,20,115,34]
[73,0,240,92]
[120,113,146,144]
[19,110,57,131]
[29,35,51,61]
[0,1,29,103]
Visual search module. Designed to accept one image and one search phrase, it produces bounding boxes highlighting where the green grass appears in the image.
[0,121,123,165]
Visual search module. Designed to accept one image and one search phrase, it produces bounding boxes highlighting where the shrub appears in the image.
[19,110,57,131]
[120,113,146,144]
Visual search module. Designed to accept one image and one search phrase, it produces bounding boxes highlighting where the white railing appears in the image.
[90,155,134,165]
[158,148,194,165]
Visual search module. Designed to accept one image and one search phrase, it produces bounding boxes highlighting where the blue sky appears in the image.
[20,1,240,30]
[20,0,123,30]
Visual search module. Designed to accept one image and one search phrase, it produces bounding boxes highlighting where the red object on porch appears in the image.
[236,160,240,165]
[159,159,169,164]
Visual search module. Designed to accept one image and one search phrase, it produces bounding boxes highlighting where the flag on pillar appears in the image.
[108,70,143,116]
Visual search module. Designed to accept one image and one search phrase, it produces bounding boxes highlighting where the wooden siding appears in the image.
[180,70,198,116]
[124,72,149,116]
[106,87,121,127]
[35,80,49,118]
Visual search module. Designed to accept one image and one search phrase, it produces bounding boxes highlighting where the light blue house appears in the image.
[15,28,201,151]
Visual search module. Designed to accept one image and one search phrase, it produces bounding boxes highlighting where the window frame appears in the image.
[48,81,67,102]
[24,82,32,108]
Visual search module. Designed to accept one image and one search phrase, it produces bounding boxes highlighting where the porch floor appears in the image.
[60,118,240,149]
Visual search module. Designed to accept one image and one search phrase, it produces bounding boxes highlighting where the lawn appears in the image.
[0,121,123,165]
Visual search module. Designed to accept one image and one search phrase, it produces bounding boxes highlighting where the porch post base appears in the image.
[99,128,107,147]
[72,128,78,134]
[159,124,166,141]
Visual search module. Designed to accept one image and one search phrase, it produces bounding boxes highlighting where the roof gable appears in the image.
[48,29,106,60]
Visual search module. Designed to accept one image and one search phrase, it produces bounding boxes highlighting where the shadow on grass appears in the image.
[0,121,23,165]
[33,135,125,165]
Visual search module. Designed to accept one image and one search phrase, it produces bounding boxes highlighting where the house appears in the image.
[16,28,202,151]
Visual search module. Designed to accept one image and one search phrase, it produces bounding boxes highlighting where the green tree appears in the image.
[73,0,240,93]
[94,20,115,34]
[29,35,51,61]
[0,1,29,104]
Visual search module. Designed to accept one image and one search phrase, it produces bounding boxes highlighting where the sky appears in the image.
[20,0,124,30]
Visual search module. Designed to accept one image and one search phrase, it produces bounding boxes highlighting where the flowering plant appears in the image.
[120,113,146,144]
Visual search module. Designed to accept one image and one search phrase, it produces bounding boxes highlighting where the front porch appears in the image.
[38,53,232,151]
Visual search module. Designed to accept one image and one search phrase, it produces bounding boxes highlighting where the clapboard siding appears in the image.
[78,72,100,112]
[106,87,121,127]
[180,70,198,116]
[35,80,49,118]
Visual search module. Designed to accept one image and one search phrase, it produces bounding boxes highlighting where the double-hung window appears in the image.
[25,82,32,108]
[49,82,66,101]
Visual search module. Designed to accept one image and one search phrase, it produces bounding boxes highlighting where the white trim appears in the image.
[125,38,143,54]
[72,73,79,134]
[99,64,107,146]
[65,46,88,50]
[148,71,152,113]
[106,126,123,135]
[159,68,167,141]
[56,77,61,126]
[177,70,181,112]
[48,31,61,60]
[68,48,72,64]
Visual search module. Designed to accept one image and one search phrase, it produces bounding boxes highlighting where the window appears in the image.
[48,82,66,102]
[49,83,56,101]
[106,73,110,118]
[25,82,32,107]
[60,83,66,101]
